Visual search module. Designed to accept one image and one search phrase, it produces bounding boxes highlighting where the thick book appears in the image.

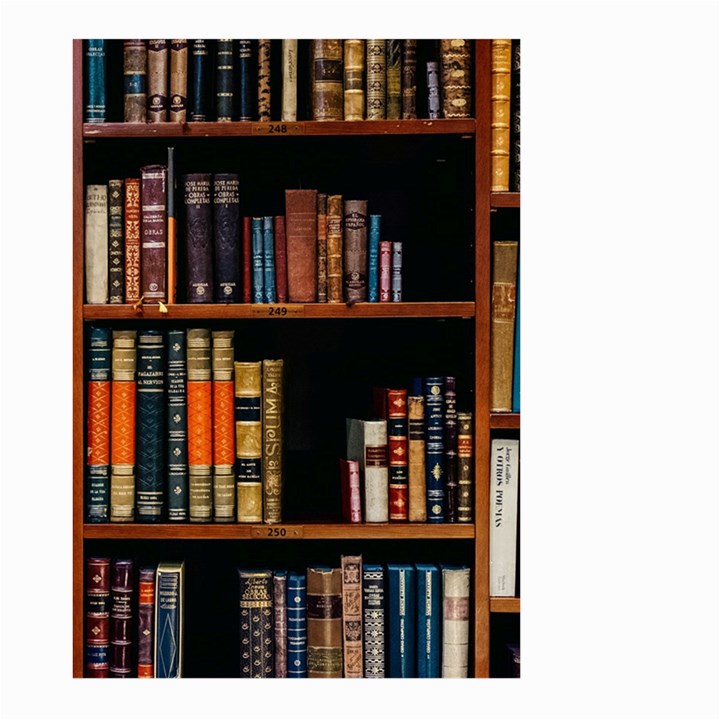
[312,40,343,120]
[285,189,318,302]
[167,329,188,521]
[108,179,124,303]
[282,40,298,121]
[366,40,386,119]
[257,39,271,121]
[140,165,167,303]
[215,39,234,121]
[263,216,277,303]
[401,40,417,119]
[385,40,402,120]
[490,438,520,596]
[387,564,416,678]
[109,559,134,677]
[512,264,520,412]
[511,39,521,192]
[316,194,328,303]
[237,40,256,121]
[346,419,389,523]
[235,361,263,522]
[273,571,288,678]
[154,562,184,678]
[424,377,445,522]
[443,376,459,523]
[169,40,188,123]
[379,240,391,302]
[85,184,108,304]
[238,570,274,677]
[190,39,210,121]
[212,331,236,522]
[440,39,472,118]
[123,40,146,122]
[442,566,471,678]
[391,241,402,301]
[340,459,362,523]
[147,40,169,122]
[137,566,156,678]
[341,555,363,678]
[491,40,512,191]
[84,40,106,122]
[408,380,427,522]
[457,412,473,522]
[183,173,213,302]
[326,194,343,303]
[367,214,380,302]
[242,216,252,302]
[124,178,141,304]
[85,557,110,677]
[343,199,368,303]
[307,567,343,678]
[286,571,307,678]
[274,215,288,303]
[343,40,364,120]
[213,173,240,302]
[251,217,264,303]
[262,359,284,524]
[426,61,441,119]
[387,389,409,521]
[362,564,385,678]
[415,564,441,678]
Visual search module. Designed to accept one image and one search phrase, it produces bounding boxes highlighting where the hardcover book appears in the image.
[512,264,520,412]
[242,216,252,302]
[387,564,416,678]
[275,215,288,303]
[213,173,241,302]
[263,216,277,303]
[401,40,417,119]
[212,331,236,522]
[457,412,473,522]
[415,564,441,678]
[285,189,318,302]
[273,571,288,678]
[190,39,209,121]
[362,564,385,678]
[316,194,328,302]
[307,567,343,678]
[124,178,141,304]
[343,40,364,120]
[85,184,108,304]
[109,559,134,677]
[368,214,380,302]
[154,562,184,678]
[257,39,271,121]
[426,61,441,119]
[424,377,445,522]
[251,217,264,303]
[85,557,111,677]
[312,40,343,120]
[108,179,124,303]
[385,40,402,120]
[137,566,156,678]
[167,330,189,521]
[183,173,213,303]
[366,40,386,119]
[511,39,521,192]
[407,380,427,522]
[215,39,234,122]
[340,459,362,523]
[491,39,512,191]
[443,376,459,523]
[346,419,389,523]
[140,165,167,303]
[123,40,146,123]
[341,555,364,678]
[237,40,256,121]
[286,571,308,678]
[391,241,402,301]
[147,40,169,122]
[235,361,263,522]
[343,199,368,303]
[379,240,391,302]
[262,359,284,524]
[169,40,188,122]
[387,389,409,521]
[238,570,274,677]
[84,39,106,122]
[326,194,343,303]
[491,240,518,411]
[442,566,471,678]
[282,40,298,121]
[440,39,472,118]
[490,438,520,596]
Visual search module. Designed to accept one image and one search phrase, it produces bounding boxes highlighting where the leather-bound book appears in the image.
[186,329,213,522]
[282,40,298,121]
[237,40,256,121]
[85,184,108,304]
[213,173,240,302]
[262,359,283,523]
[108,180,124,303]
[183,173,212,303]
[167,330,188,521]
[190,39,209,121]
[140,165,167,303]
[441,566,471,678]
[286,571,307,677]
[343,199,368,303]
[385,40,402,120]
[343,40,364,120]
[124,178,141,304]
[424,377,445,523]
[257,39,271,121]
[154,562,184,678]
[263,217,277,303]
[512,268,520,412]
[123,40,146,122]
[387,564,416,677]
[341,555,363,678]
[362,564,385,678]
[307,567,343,678]
[368,214,380,302]
[426,61,441,119]
[84,40,106,122]
[387,389,408,521]
[136,330,166,522]
[511,39,521,192]
[251,217,264,303]
[242,216,252,302]
[366,40,386,119]
[326,194,343,303]
[312,40,343,121]
[408,378,427,522]
[346,418,388,523]
[285,189,318,302]
[440,39,472,119]
[147,40,169,122]
[273,571,288,677]
[238,570,274,677]
[212,331,235,522]
[456,412,473,522]
[137,566,155,678]
[167,146,176,304]
[274,216,288,303]
[401,40,417,119]
[85,557,111,677]
[86,327,111,522]
[109,559,134,677]
[316,194,328,303]
[491,240,518,410]
[340,459,361,523]
[110,330,137,522]
[169,40,188,122]
[443,376,459,523]
[215,39,234,122]
[391,241,402,301]
[415,564,441,677]
[491,39,512,191]
[235,361,262,522]
[379,240,391,302]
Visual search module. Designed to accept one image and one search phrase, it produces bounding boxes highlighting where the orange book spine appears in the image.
[124,178,141,304]
[212,330,235,522]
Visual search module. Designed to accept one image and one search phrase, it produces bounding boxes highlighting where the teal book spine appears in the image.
[512,265,520,412]
[368,214,380,302]
[85,40,106,122]
[167,330,188,521]
[263,216,277,303]
[387,564,416,678]
[154,562,184,678]
[415,564,441,677]
[252,217,264,303]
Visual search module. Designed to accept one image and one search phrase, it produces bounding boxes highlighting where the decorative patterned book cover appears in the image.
[387,389,409,521]
[237,40,256,121]
[316,194,328,303]
[109,559,134,677]
[387,564,416,678]
[391,241,402,302]
[346,419,388,523]
[124,178,141,304]
[343,199,368,303]
[84,40,106,122]
[215,39,234,121]
[238,570,274,677]
[262,359,283,523]
[183,173,213,303]
[491,240,518,411]
[511,39,521,192]
[443,376,459,523]
[235,361,262,522]
[154,562,184,678]
[136,330,166,522]
[401,40,417,119]
[108,179,124,303]
[307,567,343,678]
[415,564,441,677]
[408,379,427,522]
[190,39,209,121]
[362,564,385,678]
[186,329,212,522]
[251,217,264,303]
[140,165,167,303]
[167,330,188,521]
[366,40,386,119]
[263,216,277,303]
[368,214,380,302]
[85,184,108,304]
[490,438,520,596]
[441,566,471,678]
[286,571,307,678]
[341,555,363,678]
[273,571,288,678]
[147,40,169,122]
[257,39,271,121]
[137,566,156,678]
[86,327,111,522]
[169,40,188,123]
[457,412,473,523]
[343,40,364,120]
[213,173,240,302]
[440,39,472,118]
[212,330,236,522]
[326,194,343,303]
[426,61,441,119]
[312,40,343,120]
[167,147,176,304]
[274,216,288,303]
[424,377,445,522]
[285,189,318,302]
[379,240,391,303]
[110,330,137,522]
[512,265,520,412]
[340,459,362,523]
[123,40,146,122]
[85,557,110,677]
[385,40,401,120]
[282,40,298,121]
[491,39,512,191]
[242,216,252,302]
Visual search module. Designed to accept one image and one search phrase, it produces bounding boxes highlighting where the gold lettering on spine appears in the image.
[263,360,283,523]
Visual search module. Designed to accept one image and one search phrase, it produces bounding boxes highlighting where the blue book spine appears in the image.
[387,564,416,678]
[251,217,265,303]
[237,40,255,121]
[154,563,184,678]
[424,377,445,522]
[167,330,188,521]
[190,39,209,121]
[415,564,441,677]
[263,216,277,303]
[368,215,381,302]
[215,39,234,121]
[286,571,307,678]
[362,564,385,678]
[512,265,520,412]
[85,40,106,122]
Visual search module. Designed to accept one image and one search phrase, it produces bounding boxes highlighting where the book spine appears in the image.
[136,330,166,521]
[379,240,391,302]
[140,164,167,302]
[443,376,458,523]
[169,40,188,123]
[167,147,176,304]
[387,564,416,678]
[123,40,146,123]
[212,331,236,522]
[167,330,188,521]
[84,40,106,122]
[387,389,408,521]
[368,215,380,302]
[343,40,364,120]
[154,563,184,678]
[147,40,169,122]
[213,173,240,302]
[512,267,520,412]
[85,557,110,677]
[366,40,386,119]
[238,570,274,677]
[364,420,389,522]
[137,566,155,677]
[109,559,134,677]
[424,377,445,522]
[490,439,520,595]
[186,329,213,522]
[415,564,441,677]
[491,240,519,410]
[491,39,512,191]
[408,388,427,522]
[235,361,263,522]
[440,39,472,118]
[285,189,318,302]
[251,217,264,303]
[442,567,471,677]
[190,39,209,121]
[362,564,385,678]
[183,172,213,303]
[312,40,343,120]
[273,571,288,677]
[262,359,283,523]
[343,199,368,303]
[124,178,141,304]
[282,40,298,121]
[257,39,271,121]
[385,40,401,120]
[401,40,417,119]
[340,459,362,523]
[341,555,363,678]
[215,39,234,121]
[307,567,343,678]
[237,40,255,121]
[263,217,277,303]
[391,241,402,301]
[86,328,111,522]
[326,194,343,303]
[316,194,328,303]
[274,216,288,303]
[110,330,137,522]
[107,180,125,303]
[511,40,521,192]
[85,184,108,304]
[286,572,307,677]
[242,216,252,302]
[426,61,441,119]
[457,412,474,523]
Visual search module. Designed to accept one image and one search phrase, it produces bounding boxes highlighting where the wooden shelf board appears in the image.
[490,597,520,613]
[490,192,520,208]
[490,413,520,429]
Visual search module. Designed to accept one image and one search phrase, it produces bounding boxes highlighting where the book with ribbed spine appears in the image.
[169,40,188,122]
[282,40,298,121]
[424,377,445,522]
[362,564,385,678]
[443,376,459,523]
[307,567,343,678]
[387,389,408,521]
[387,564,416,678]
[442,566,471,677]
[242,216,252,302]
[257,39,271,121]
[183,173,213,303]
[379,240,391,302]
[512,265,520,412]
[312,40,343,120]
[317,194,328,302]
[123,40,146,122]
[137,566,155,678]
[344,200,368,303]
[86,327,111,522]
[215,39,234,121]
[263,217,277,303]
[274,216,288,303]
[366,40,386,119]
[287,571,307,677]
[213,173,240,302]
[108,179,124,303]
[262,359,283,523]
[343,40,364,120]
[326,194,343,303]
[251,217,264,303]
[391,241,402,301]
[124,178,141,304]
[85,557,110,677]
[85,184,108,304]
[401,40,417,119]
[238,570,274,677]
[491,240,518,411]
[167,330,188,521]
[109,559,134,677]
[285,189,318,302]
[408,379,427,522]
[440,40,472,118]
[490,438,520,596]
[386,40,401,119]
[273,571,288,677]
[147,40,168,122]
[491,39,512,191]
[341,555,363,677]
[212,331,235,522]
[237,40,255,121]
[368,214,380,302]
[457,412,473,522]
[84,40,106,122]
[140,165,167,303]
[511,39,521,192]
[110,330,136,522]
[235,361,262,522]
[416,564,441,677]
[154,562,184,678]
[190,39,209,121]
[426,61,441,119]
[167,147,176,305]
[346,419,388,523]
[340,459,361,523]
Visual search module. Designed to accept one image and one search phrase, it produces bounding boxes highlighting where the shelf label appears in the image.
[252,122,305,136]
[251,304,305,317]
[252,525,304,539]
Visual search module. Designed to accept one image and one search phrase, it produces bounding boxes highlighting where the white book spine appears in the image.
[346,418,389,522]
[441,567,470,678]
[85,184,108,303]
[281,40,298,121]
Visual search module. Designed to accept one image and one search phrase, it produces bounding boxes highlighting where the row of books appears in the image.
[84,39,473,124]
[491,39,521,193]
[86,168,403,306]
[85,557,471,678]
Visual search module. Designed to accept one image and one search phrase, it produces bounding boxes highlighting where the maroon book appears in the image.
[109,559,134,677]
[85,557,111,678]
[273,572,288,677]
[140,165,167,303]
[274,215,288,303]
[242,216,252,303]
[285,189,318,302]
[379,240,392,302]
[340,459,362,523]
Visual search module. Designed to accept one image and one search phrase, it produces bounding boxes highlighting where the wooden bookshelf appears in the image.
[490,192,520,208]
[490,597,520,613]
[490,412,521,429]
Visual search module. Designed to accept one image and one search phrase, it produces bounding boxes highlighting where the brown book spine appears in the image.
[379,240,392,302]
[343,200,368,303]
[242,216,252,303]
[491,241,518,410]
[401,40,417,119]
[123,40,146,123]
[235,361,263,522]
[312,40,343,120]
[85,557,111,677]
[307,568,343,678]
[258,39,271,121]
[124,178,141,303]
[285,189,318,302]
[343,40,364,120]
[326,194,343,303]
[274,216,288,303]
[140,165,167,303]
[213,331,235,522]
[387,388,408,521]
[408,393,427,522]
[440,39,472,119]
[108,179,124,303]
[385,40,401,120]
[262,359,283,524]
[341,555,363,678]
[273,572,288,677]
[147,40,169,122]
[491,40,512,191]
[366,40,386,119]
[457,412,473,522]
[170,40,188,122]
[316,193,328,302]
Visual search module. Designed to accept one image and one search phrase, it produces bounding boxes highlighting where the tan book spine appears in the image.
[341,555,363,678]
[317,193,328,303]
[491,241,518,411]
[457,412,473,522]
[307,568,343,678]
[124,179,141,304]
[491,39,512,191]
[212,331,235,522]
[170,40,188,123]
[401,40,417,119]
[326,194,343,303]
[408,394,427,522]
[235,361,263,522]
[147,40,169,122]
[281,40,298,121]
[123,40,146,123]
[85,184,108,304]
[312,40,343,121]
[343,40,364,121]
[442,567,471,678]
[258,39,271,121]
[385,40,401,120]
[366,40,386,119]
[440,39,472,119]
[262,359,283,524]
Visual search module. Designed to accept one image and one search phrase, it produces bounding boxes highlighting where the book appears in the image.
[263,216,277,303]
[312,40,343,120]
[167,330,188,521]
[505,642,521,678]
[368,214,380,302]
[401,40,417,119]
[440,39,472,119]
[140,165,167,303]
[147,40,169,122]
[183,173,213,303]
[238,570,274,677]
[341,555,363,678]
[273,571,288,677]
[242,216,252,302]
[391,241,402,301]
[415,564,441,678]
[85,184,108,304]
[251,217,264,303]
[215,39,234,122]
[282,40,298,121]
[124,178,141,304]
[237,40,255,121]
[123,40,146,122]
[262,359,284,524]
[443,376,459,523]
[457,412,473,523]
[84,40,106,122]
[424,377,445,522]
[387,564,416,678]
[307,567,343,678]
[316,194,328,303]
[285,189,318,302]
[426,61,441,119]
[286,571,307,678]
[213,173,241,302]
[85,557,111,677]
[108,179,124,303]
[346,419,389,523]
[326,194,343,303]
[343,199,368,303]
[379,240,391,302]
[154,562,184,678]
[212,330,236,523]
[407,380,427,522]
[190,39,210,121]
[109,559,134,677]
[491,39,512,191]
[340,459,362,523]
[490,438,520,596]
[511,39,521,192]
[235,361,263,522]
[343,40,364,120]
[137,566,156,678]
[257,39,271,121]
[362,564,385,678]
[385,40,402,120]
[387,389,409,521]
[441,566,471,678]
[167,147,177,304]
[274,215,288,303]
[366,40,386,119]
[512,265,520,412]
[169,40,188,123]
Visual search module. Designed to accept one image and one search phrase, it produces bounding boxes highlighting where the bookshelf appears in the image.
[72,39,520,678]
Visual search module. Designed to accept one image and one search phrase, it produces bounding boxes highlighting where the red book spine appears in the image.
[85,557,111,677]
[340,459,362,523]
[285,189,318,302]
[137,567,155,678]
[379,241,391,302]
[124,178,141,304]
[109,559,134,677]
[387,389,409,521]
[242,216,252,303]
[140,165,167,303]
[275,215,288,303]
